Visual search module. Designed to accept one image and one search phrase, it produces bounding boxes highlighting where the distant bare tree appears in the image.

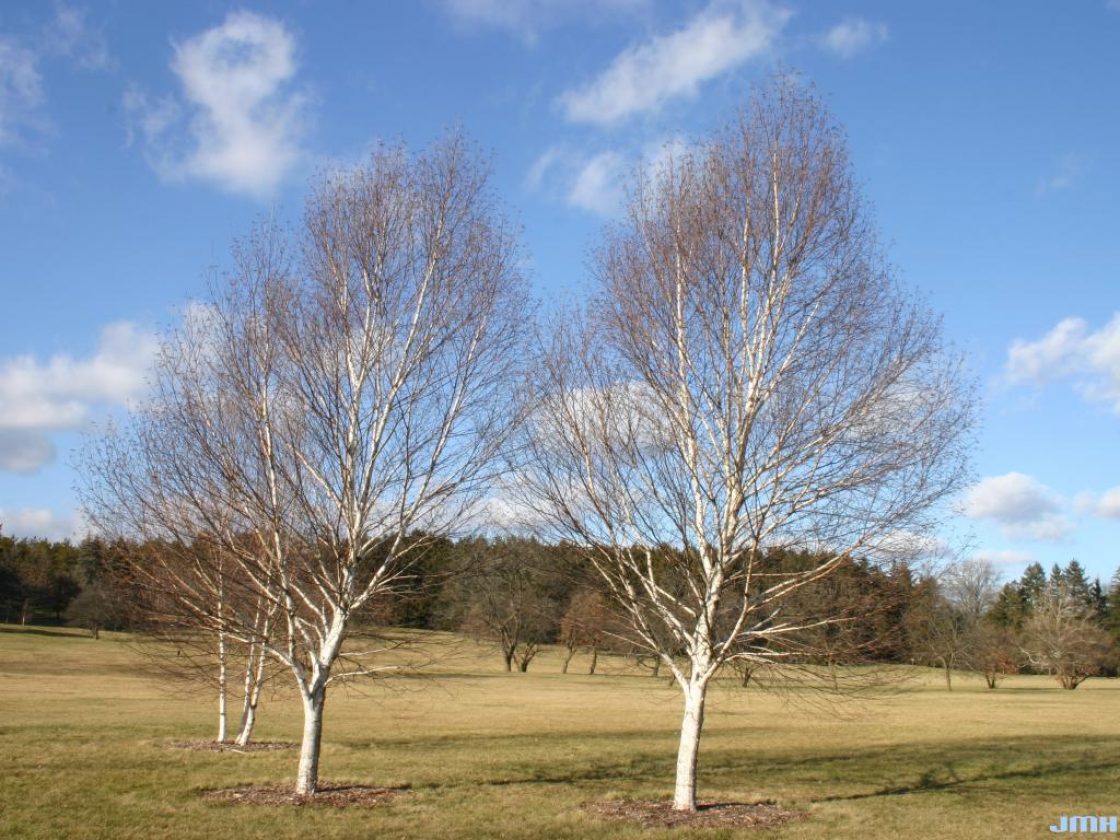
[515,79,973,811]
[960,622,1018,689]
[943,558,1000,623]
[64,581,122,640]
[558,589,612,674]
[450,538,559,672]
[908,559,1000,691]
[905,580,966,691]
[1021,584,1113,689]
[83,134,529,793]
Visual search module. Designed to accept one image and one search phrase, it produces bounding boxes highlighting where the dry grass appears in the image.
[1,624,1118,838]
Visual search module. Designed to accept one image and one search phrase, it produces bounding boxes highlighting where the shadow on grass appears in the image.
[0,624,88,638]
[390,733,1120,803]
[799,736,1120,803]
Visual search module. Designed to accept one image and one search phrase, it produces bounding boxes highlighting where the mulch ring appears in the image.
[583,799,806,830]
[169,740,298,753]
[201,783,408,807]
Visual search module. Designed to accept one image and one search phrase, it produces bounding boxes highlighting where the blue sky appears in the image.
[1,1,1118,582]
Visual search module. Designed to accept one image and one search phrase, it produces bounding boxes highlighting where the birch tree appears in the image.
[82,134,529,793]
[129,546,277,747]
[515,79,973,811]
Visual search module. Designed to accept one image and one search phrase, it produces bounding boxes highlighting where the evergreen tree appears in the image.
[1090,577,1109,623]
[1107,569,1120,644]
[1062,560,1092,607]
[1020,562,1047,611]
[988,582,1028,631]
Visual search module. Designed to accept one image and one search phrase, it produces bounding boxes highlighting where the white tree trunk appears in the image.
[295,686,326,795]
[216,626,229,743]
[235,699,257,747]
[234,642,268,747]
[672,682,707,811]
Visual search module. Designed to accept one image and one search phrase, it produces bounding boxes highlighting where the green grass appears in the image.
[2,624,1117,838]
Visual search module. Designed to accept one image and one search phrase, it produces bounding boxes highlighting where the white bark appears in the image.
[234,638,268,746]
[80,135,530,794]
[673,680,708,812]
[216,625,229,743]
[295,685,326,795]
[234,698,257,747]
[234,603,274,746]
[293,618,345,794]
[515,79,974,809]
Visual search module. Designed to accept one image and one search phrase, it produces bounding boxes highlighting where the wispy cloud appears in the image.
[525,144,565,191]
[442,0,647,44]
[1005,313,1120,412]
[125,11,310,198]
[41,5,113,71]
[961,472,1071,542]
[567,150,625,215]
[526,145,625,216]
[557,0,789,126]
[0,322,156,474]
[0,5,113,150]
[527,137,690,217]
[819,18,888,59]
[643,135,690,183]
[1037,152,1087,194]
[0,36,45,147]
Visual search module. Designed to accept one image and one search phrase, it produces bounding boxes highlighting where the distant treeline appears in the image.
[3,531,1119,683]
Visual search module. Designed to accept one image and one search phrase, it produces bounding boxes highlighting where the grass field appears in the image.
[2,624,1118,839]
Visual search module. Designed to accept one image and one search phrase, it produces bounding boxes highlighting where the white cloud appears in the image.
[0,322,156,473]
[558,0,790,126]
[971,548,1033,567]
[0,507,83,541]
[962,472,1071,542]
[525,144,624,216]
[643,135,690,183]
[42,5,113,71]
[568,150,625,215]
[1075,486,1120,520]
[0,429,56,474]
[1097,487,1120,518]
[1005,316,1089,384]
[527,137,688,217]
[0,322,156,432]
[1005,313,1120,412]
[0,36,44,146]
[1037,152,1087,194]
[471,494,550,532]
[442,0,647,43]
[820,18,888,59]
[125,11,308,197]
[871,530,948,563]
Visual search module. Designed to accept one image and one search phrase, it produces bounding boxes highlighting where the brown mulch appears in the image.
[583,799,806,830]
[201,783,407,807]
[169,740,298,753]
